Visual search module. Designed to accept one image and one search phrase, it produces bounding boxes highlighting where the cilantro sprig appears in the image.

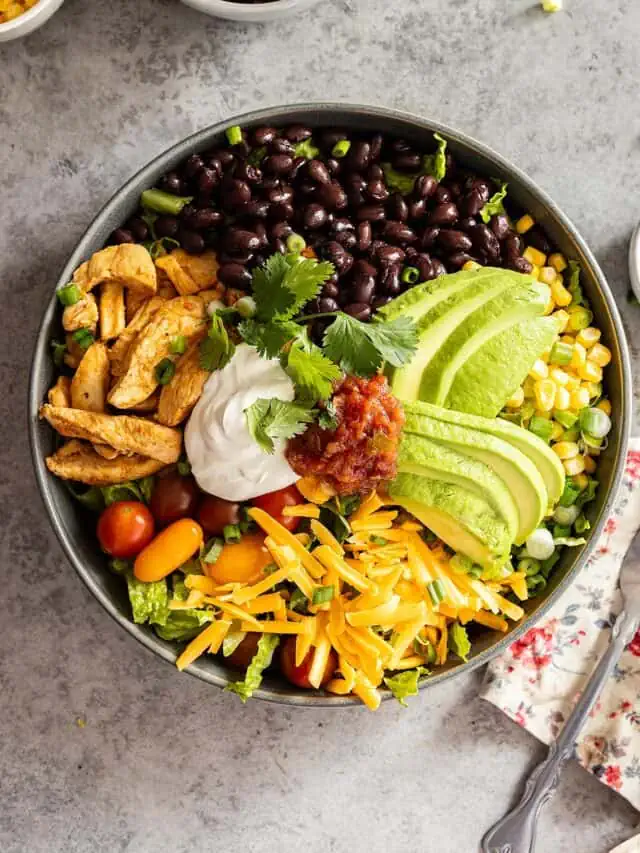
[199,313,235,372]
[251,254,334,323]
[323,313,418,377]
[244,398,316,455]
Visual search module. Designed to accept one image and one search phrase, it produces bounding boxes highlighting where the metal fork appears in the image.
[481,528,640,853]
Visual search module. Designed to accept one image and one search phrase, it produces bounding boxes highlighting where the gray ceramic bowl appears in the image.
[180,0,325,23]
[29,104,632,706]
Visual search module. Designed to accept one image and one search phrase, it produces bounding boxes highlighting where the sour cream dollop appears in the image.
[185,343,299,501]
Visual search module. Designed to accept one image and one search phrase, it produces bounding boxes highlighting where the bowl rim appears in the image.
[28,102,632,707]
[180,0,324,20]
[0,0,62,32]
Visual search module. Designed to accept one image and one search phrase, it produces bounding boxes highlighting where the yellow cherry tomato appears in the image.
[134,518,204,582]
[205,533,272,585]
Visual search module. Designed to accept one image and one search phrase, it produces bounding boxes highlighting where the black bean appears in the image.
[353,280,375,304]
[431,258,447,278]
[405,246,419,260]
[347,187,366,208]
[261,176,280,192]
[179,228,205,254]
[242,199,270,219]
[384,220,417,244]
[111,228,134,244]
[357,204,386,222]
[344,302,372,321]
[461,188,486,218]
[374,243,406,266]
[465,177,491,203]
[326,157,341,176]
[225,179,252,208]
[190,208,224,230]
[469,223,500,261]
[207,157,223,178]
[369,134,383,162]
[420,226,440,248]
[447,251,476,269]
[307,159,331,185]
[270,201,294,221]
[372,295,392,310]
[322,281,339,299]
[447,180,464,199]
[391,138,411,154]
[289,156,307,181]
[348,141,371,172]
[252,126,278,146]
[379,263,402,295]
[357,221,372,252]
[160,172,185,195]
[322,241,353,275]
[268,184,294,204]
[383,194,407,224]
[304,203,328,230]
[320,129,348,150]
[218,150,235,170]
[332,217,355,234]
[184,154,204,179]
[458,217,477,231]
[491,214,510,241]
[225,229,260,255]
[415,174,438,199]
[270,221,292,240]
[252,252,266,268]
[195,168,218,195]
[503,231,523,260]
[218,263,252,289]
[434,186,452,204]
[366,178,389,201]
[393,152,421,172]
[335,230,357,250]
[127,216,149,242]
[437,229,473,253]
[235,162,261,184]
[254,223,268,247]
[264,154,293,175]
[318,297,339,313]
[232,140,250,159]
[527,227,552,255]
[285,125,312,143]
[155,215,179,238]
[509,256,534,274]
[273,238,287,255]
[298,181,316,196]
[415,253,433,281]
[408,198,427,220]
[317,181,348,211]
[269,138,295,156]
[428,202,459,226]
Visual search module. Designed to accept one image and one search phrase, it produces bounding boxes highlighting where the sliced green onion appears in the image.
[170,335,187,355]
[72,328,94,350]
[567,306,594,332]
[427,579,445,605]
[558,480,581,507]
[223,524,242,544]
[549,341,573,366]
[262,562,279,575]
[413,635,437,663]
[528,415,553,443]
[581,432,606,451]
[247,146,267,167]
[312,585,335,605]
[155,358,176,385]
[517,557,541,576]
[525,527,555,560]
[562,427,580,442]
[401,266,420,285]
[235,296,257,319]
[331,139,351,158]
[177,457,191,476]
[286,233,306,254]
[149,237,180,261]
[57,283,82,306]
[575,514,591,534]
[289,588,308,612]
[109,558,131,574]
[225,125,243,146]
[370,535,388,546]
[554,410,578,429]
[141,188,193,216]
[579,407,612,439]
[553,523,571,539]
[553,504,579,526]
[51,339,66,367]
[202,538,224,564]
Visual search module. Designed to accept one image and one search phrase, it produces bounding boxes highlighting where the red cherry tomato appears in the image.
[149,472,199,526]
[225,634,260,670]
[280,637,337,689]
[97,501,155,559]
[197,495,241,536]
[252,485,303,531]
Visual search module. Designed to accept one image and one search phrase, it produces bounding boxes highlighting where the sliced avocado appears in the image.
[388,473,512,569]
[402,411,547,543]
[403,400,565,507]
[388,273,517,400]
[444,315,559,418]
[418,281,549,406]
[397,433,519,542]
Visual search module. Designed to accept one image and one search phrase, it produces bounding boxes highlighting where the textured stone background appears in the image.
[2,0,640,851]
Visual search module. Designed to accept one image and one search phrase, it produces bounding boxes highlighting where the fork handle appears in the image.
[480,608,639,853]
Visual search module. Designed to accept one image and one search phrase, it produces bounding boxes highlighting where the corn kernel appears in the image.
[571,342,587,369]
[553,309,570,332]
[540,350,551,363]
[570,387,590,410]
[516,215,535,234]
[549,253,568,273]
[529,359,549,380]
[565,374,581,391]
[534,379,556,412]
[573,473,589,491]
[550,422,565,441]
[583,455,597,474]
[578,361,603,382]
[505,387,525,408]
[588,343,612,367]
[576,327,601,349]
[549,368,569,386]
[543,295,555,315]
[523,246,547,267]
[596,399,612,416]
[564,456,586,476]
[522,376,536,398]
[553,441,580,460]
[538,266,556,285]
[534,409,552,419]
[583,381,602,399]
[554,386,571,411]
[561,334,575,344]
[462,260,481,271]
[550,278,572,307]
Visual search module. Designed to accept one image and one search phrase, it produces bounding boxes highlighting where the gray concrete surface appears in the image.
[2,0,640,850]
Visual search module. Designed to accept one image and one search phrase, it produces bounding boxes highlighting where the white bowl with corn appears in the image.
[0,0,63,41]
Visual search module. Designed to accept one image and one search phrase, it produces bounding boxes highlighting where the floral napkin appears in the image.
[481,441,640,810]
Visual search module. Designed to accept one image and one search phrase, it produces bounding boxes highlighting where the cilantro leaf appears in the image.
[286,340,342,401]
[383,666,428,707]
[317,399,338,431]
[245,397,315,454]
[421,132,447,182]
[480,181,508,223]
[238,318,300,358]
[281,258,335,317]
[225,634,280,703]
[448,622,471,662]
[323,312,418,377]
[199,314,235,372]
[251,254,334,322]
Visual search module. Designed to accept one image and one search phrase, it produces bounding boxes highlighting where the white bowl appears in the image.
[0,0,64,41]
[180,0,325,23]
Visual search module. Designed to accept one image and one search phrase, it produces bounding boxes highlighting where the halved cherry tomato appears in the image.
[97,501,155,559]
[280,636,337,689]
[205,532,271,585]
[197,496,240,536]
[134,518,204,582]
[225,633,260,670]
[252,484,303,532]
[150,471,199,527]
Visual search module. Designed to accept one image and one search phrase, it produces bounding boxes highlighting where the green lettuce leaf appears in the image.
[480,182,508,224]
[153,579,215,641]
[383,666,428,707]
[294,139,320,160]
[126,574,169,626]
[448,622,471,661]
[421,132,447,182]
[381,163,418,195]
[225,634,280,702]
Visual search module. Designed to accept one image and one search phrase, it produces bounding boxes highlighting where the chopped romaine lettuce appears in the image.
[448,622,471,661]
[383,666,428,707]
[421,132,447,182]
[126,574,169,626]
[480,182,508,224]
[153,579,215,641]
[225,634,280,702]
